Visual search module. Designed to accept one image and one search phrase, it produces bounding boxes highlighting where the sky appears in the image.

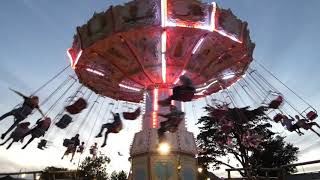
[0,0,320,178]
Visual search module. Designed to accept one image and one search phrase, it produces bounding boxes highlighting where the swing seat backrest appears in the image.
[63,139,71,147]
[273,114,283,123]
[66,98,88,114]
[123,107,141,120]
[268,96,283,109]
[174,90,195,102]
[12,128,29,141]
[32,128,46,138]
[111,123,123,133]
[40,119,51,130]
[56,114,73,129]
[307,111,318,121]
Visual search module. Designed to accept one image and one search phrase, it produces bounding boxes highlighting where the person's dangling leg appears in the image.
[309,128,320,137]
[0,110,15,121]
[70,149,76,162]
[95,124,107,138]
[0,136,12,146]
[101,129,112,147]
[22,136,35,149]
[1,121,20,139]
[61,150,67,159]
[310,122,320,129]
[6,140,15,149]
[292,124,304,135]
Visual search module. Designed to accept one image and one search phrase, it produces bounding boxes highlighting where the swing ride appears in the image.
[0,0,319,179]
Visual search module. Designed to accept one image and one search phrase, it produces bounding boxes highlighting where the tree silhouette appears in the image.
[197,105,299,177]
[78,155,111,180]
[110,170,127,180]
[40,166,71,180]
[250,135,298,176]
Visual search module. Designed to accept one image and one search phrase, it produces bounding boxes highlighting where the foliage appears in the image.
[78,155,111,180]
[251,135,299,176]
[110,170,127,180]
[196,105,299,177]
[40,166,71,180]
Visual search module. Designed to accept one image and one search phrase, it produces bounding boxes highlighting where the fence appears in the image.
[0,170,79,180]
[225,159,320,180]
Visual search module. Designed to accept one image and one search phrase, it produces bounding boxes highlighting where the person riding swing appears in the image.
[0,122,30,149]
[157,105,185,143]
[95,112,123,147]
[62,134,80,162]
[158,75,195,106]
[295,115,320,137]
[0,89,44,139]
[21,117,51,149]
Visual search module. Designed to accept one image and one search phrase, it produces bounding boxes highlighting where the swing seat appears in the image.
[56,114,73,129]
[19,122,31,128]
[110,123,123,133]
[173,89,195,102]
[66,98,88,114]
[273,114,283,123]
[11,128,29,142]
[32,128,46,138]
[268,96,283,109]
[40,118,51,130]
[123,107,141,120]
[307,111,318,121]
[63,139,72,147]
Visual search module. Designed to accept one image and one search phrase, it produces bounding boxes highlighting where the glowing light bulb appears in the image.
[158,142,170,155]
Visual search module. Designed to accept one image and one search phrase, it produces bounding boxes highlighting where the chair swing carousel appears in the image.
[0,1,318,178]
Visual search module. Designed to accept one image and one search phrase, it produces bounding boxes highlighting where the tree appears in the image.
[110,171,127,180]
[40,166,71,180]
[78,155,111,180]
[196,105,299,177]
[251,136,299,177]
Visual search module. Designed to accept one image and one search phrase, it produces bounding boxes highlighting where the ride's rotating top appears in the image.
[68,0,255,103]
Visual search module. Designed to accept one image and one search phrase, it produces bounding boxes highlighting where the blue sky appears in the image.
[0,0,320,177]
